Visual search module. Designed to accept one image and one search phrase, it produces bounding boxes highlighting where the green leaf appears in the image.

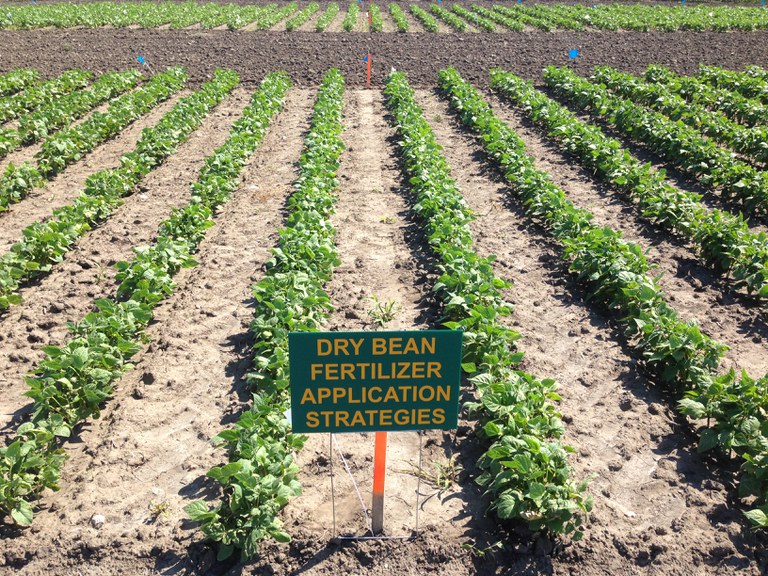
[217,543,234,562]
[71,347,89,370]
[272,530,292,543]
[698,427,720,453]
[495,492,519,519]
[11,500,34,525]
[183,500,214,521]
[744,508,768,527]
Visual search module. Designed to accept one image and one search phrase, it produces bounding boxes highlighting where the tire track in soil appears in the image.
[0,88,317,576]
[485,95,768,376]
[0,91,188,253]
[245,88,478,576]
[0,89,249,435]
[414,88,768,576]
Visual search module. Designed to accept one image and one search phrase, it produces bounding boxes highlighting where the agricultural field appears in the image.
[1,1,768,575]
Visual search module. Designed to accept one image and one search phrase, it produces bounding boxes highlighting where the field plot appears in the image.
[1,10,768,576]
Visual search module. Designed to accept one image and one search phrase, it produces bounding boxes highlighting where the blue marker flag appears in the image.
[363,54,369,63]
[762,0,765,5]
[568,49,579,59]
[137,56,146,65]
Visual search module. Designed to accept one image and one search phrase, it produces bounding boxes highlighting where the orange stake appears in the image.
[366,53,372,89]
[371,431,387,533]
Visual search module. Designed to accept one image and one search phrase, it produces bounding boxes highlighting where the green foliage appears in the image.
[452,4,495,32]
[384,70,590,539]
[698,65,768,104]
[593,66,768,165]
[409,4,438,32]
[18,69,142,146]
[315,2,339,31]
[0,67,198,310]
[1,2,768,31]
[389,3,408,32]
[0,71,290,527]
[285,2,319,31]
[342,2,358,31]
[471,5,523,31]
[186,69,344,560]
[491,69,768,301]
[369,3,383,32]
[543,66,768,218]
[430,4,466,32]
[0,67,185,215]
[644,65,768,129]
[0,69,91,123]
[440,66,768,531]
[0,69,39,96]
[493,5,554,31]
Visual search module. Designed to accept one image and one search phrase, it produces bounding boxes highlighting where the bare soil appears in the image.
[0,28,767,87]
[0,25,767,576]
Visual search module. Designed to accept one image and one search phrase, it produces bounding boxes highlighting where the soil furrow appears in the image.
[414,87,768,576]
[1,88,317,575]
[281,88,443,540]
[244,86,486,576]
[0,91,187,253]
[0,88,248,435]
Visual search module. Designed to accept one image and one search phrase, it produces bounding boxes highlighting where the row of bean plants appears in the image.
[520,5,583,30]
[0,68,235,311]
[543,66,768,218]
[185,69,346,560]
[0,69,141,159]
[0,67,186,214]
[383,70,591,539]
[0,69,91,123]
[568,3,768,31]
[698,65,768,105]
[0,68,248,526]
[285,2,319,31]
[471,5,524,31]
[0,69,39,97]
[255,2,298,30]
[370,3,384,31]
[409,4,438,32]
[453,4,495,31]
[490,69,768,300]
[430,4,466,32]
[3,2,768,31]
[389,2,409,31]
[593,66,768,165]
[493,6,559,32]
[315,2,339,31]
[644,65,768,129]
[439,67,768,528]
[342,2,359,31]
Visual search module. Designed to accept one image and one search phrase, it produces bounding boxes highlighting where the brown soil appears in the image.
[0,25,767,576]
[0,28,767,87]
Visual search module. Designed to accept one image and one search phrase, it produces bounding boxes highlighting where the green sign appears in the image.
[289,330,462,433]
